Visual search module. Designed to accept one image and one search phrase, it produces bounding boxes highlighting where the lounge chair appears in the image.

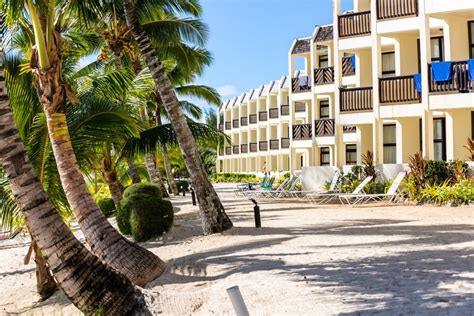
[237,176,276,198]
[306,176,373,204]
[256,175,300,199]
[236,175,268,191]
[338,172,406,205]
[301,170,341,201]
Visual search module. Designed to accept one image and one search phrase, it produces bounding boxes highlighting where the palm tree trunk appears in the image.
[0,87,144,314]
[32,240,58,300]
[145,153,169,197]
[127,157,141,183]
[162,149,179,195]
[124,2,232,234]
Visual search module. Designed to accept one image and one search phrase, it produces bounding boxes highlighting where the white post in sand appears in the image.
[226,286,250,316]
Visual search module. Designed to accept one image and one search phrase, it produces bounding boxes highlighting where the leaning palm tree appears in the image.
[3,0,164,285]
[123,0,233,233]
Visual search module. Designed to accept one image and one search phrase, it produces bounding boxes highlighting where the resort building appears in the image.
[217,0,474,174]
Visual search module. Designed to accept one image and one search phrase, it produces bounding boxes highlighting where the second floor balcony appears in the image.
[292,76,312,93]
[281,105,290,116]
[259,111,268,122]
[314,66,335,85]
[269,108,279,119]
[281,138,290,149]
[342,56,356,77]
[376,0,418,20]
[314,119,335,136]
[232,119,239,128]
[259,141,268,151]
[233,145,239,154]
[241,144,248,154]
[293,124,312,140]
[379,75,421,104]
[218,123,224,131]
[240,117,248,126]
[338,11,371,38]
[225,121,231,130]
[249,114,258,124]
[340,87,373,113]
[428,61,474,94]
[249,142,258,152]
[225,146,231,155]
[269,139,280,150]
[343,125,357,133]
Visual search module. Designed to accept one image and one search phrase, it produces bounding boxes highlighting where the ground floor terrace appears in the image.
[1,185,473,315]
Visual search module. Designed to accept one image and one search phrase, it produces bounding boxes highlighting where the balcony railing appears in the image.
[225,146,231,155]
[219,148,224,156]
[270,139,279,150]
[338,11,371,38]
[343,125,357,133]
[315,119,335,136]
[232,119,239,128]
[281,138,290,149]
[250,142,258,152]
[379,75,421,104]
[259,141,268,151]
[241,144,248,154]
[233,145,239,154]
[240,117,248,126]
[428,61,474,93]
[225,121,231,130]
[293,124,312,140]
[295,102,306,113]
[249,114,258,124]
[340,87,373,112]
[292,76,312,93]
[281,105,290,116]
[269,108,279,119]
[314,66,335,85]
[377,0,418,20]
[342,56,356,76]
[218,123,224,131]
[259,111,268,122]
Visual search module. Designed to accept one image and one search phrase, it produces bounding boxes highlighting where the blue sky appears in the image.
[197,0,353,103]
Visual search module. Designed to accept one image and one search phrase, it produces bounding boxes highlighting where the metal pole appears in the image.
[226,286,249,316]
[191,187,196,206]
[249,199,261,228]
[181,185,185,197]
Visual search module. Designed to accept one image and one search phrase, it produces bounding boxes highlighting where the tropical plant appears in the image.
[361,150,378,181]
[98,198,116,217]
[424,160,450,186]
[464,137,474,160]
[419,180,474,205]
[210,173,260,183]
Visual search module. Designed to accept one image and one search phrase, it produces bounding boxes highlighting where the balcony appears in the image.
[269,108,279,119]
[281,105,290,116]
[250,142,258,152]
[314,67,334,85]
[376,0,418,20]
[293,124,312,140]
[249,114,258,124]
[225,121,231,130]
[342,56,355,76]
[240,117,248,126]
[292,76,311,93]
[281,138,290,149]
[241,144,248,154]
[314,119,335,136]
[338,11,371,38]
[225,146,231,155]
[259,111,268,122]
[219,148,224,156]
[340,87,373,112]
[269,139,279,150]
[295,102,306,113]
[343,125,357,133]
[259,141,268,151]
[379,75,421,104]
[428,61,473,94]
[232,119,239,128]
[218,123,224,131]
[233,145,239,154]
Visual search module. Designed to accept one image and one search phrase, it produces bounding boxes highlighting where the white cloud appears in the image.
[216,85,238,98]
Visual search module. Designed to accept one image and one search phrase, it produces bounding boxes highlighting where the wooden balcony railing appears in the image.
[241,144,248,154]
[314,66,335,85]
[340,87,373,112]
[233,145,239,154]
[377,0,418,20]
[225,121,231,130]
[293,124,312,140]
[428,61,474,93]
[225,146,231,155]
[338,11,371,38]
[249,142,258,152]
[218,123,224,131]
[342,56,356,76]
[249,114,258,124]
[259,141,268,151]
[281,138,290,149]
[232,119,239,128]
[269,108,279,119]
[259,111,268,122]
[240,117,248,126]
[379,75,421,104]
[343,125,357,133]
[315,119,335,136]
[270,139,279,150]
[292,76,312,93]
[295,102,306,113]
[281,105,290,116]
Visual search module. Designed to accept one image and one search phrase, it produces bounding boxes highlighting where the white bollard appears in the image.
[226,286,250,316]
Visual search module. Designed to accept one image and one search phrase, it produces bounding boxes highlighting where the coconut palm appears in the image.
[2,0,165,285]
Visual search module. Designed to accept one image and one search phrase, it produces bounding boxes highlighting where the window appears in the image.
[382,52,395,77]
[469,21,474,58]
[383,124,397,164]
[346,144,357,165]
[320,100,330,119]
[300,155,304,168]
[433,118,446,161]
[319,55,329,68]
[430,37,444,62]
[320,147,330,166]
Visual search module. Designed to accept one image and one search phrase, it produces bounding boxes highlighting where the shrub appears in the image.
[130,199,174,242]
[364,180,391,194]
[424,160,449,186]
[97,198,115,217]
[175,179,189,192]
[419,179,474,205]
[210,173,260,183]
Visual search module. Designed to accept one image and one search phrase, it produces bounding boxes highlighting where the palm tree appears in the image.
[123,0,233,233]
[0,44,145,315]
[3,0,165,285]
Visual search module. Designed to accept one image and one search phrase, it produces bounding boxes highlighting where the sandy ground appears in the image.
[1,183,473,315]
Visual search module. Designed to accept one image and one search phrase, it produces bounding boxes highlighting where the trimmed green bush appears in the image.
[122,182,162,200]
[424,160,449,185]
[130,199,173,242]
[175,179,189,192]
[98,198,115,217]
[210,173,260,183]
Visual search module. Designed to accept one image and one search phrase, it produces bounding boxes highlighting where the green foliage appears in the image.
[175,179,189,192]
[97,198,115,217]
[274,172,291,187]
[424,160,449,186]
[364,180,392,194]
[210,173,260,183]
[419,180,474,205]
[361,150,378,181]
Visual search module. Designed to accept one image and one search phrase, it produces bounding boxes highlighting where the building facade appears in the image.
[217,0,474,174]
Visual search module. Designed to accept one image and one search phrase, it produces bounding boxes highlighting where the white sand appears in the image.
[1,183,473,315]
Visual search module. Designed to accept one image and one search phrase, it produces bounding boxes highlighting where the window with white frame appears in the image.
[319,55,329,68]
[383,125,397,164]
[319,100,330,119]
[320,147,330,166]
[382,52,395,77]
[433,118,446,161]
[345,144,357,165]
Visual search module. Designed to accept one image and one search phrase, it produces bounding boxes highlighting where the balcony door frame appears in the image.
[469,21,474,58]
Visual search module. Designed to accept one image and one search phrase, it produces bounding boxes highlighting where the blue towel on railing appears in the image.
[299,75,309,88]
[468,59,474,81]
[413,73,422,93]
[351,55,356,70]
[431,61,452,82]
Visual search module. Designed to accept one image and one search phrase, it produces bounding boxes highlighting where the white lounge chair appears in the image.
[306,175,373,204]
